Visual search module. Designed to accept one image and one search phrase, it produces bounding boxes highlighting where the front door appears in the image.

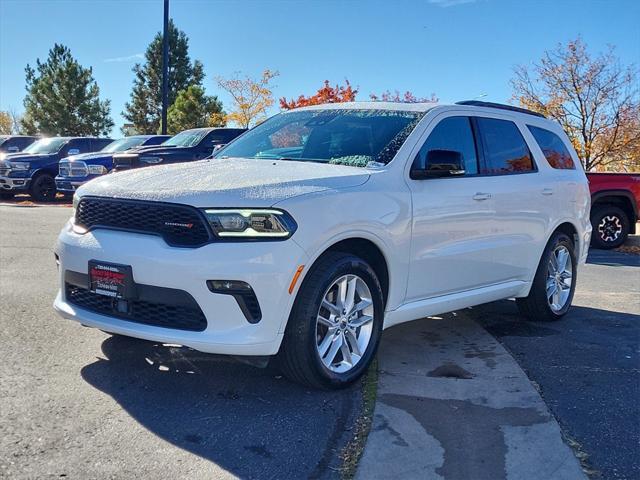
[406,114,501,302]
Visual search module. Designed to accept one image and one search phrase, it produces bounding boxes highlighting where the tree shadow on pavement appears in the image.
[81,335,360,480]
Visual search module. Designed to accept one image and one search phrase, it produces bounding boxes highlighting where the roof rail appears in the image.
[455,100,546,118]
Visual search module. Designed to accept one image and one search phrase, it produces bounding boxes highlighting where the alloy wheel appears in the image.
[546,245,573,313]
[315,274,374,373]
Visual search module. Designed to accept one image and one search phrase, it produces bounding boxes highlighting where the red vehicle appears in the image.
[587,173,640,248]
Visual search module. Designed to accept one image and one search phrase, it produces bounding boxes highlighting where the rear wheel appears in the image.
[29,173,57,202]
[590,205,629,249]
[517,231,576,322]
[279,252,384,389]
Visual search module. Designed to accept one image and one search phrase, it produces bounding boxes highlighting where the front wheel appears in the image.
[279,252,384,389]
[0,192,15,200]
[29,173,57,202]
[517,231,577,322]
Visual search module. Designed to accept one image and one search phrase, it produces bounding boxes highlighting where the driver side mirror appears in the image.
[67,148,80,156]
[8,146,19,153]
[410,149,466,179]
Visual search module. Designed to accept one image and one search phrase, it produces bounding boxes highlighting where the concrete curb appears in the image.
[356,314,586,480]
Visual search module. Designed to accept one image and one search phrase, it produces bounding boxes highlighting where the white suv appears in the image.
[54,101,591,389]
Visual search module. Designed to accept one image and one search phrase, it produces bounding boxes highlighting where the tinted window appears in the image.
[528,126,575,169]
[413,116,478,174]
[477,118,534,174]
[65,139,88,154]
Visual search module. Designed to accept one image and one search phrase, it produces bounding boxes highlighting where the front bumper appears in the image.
[55,176,87,193]
[54,221,309,355]
[0,175,30,191]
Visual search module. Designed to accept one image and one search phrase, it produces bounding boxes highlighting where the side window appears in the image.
[64,139,85,155]
[476,118,535,174]
[93,139,112,151]
[527,126,575,169]
[413,116,478,174]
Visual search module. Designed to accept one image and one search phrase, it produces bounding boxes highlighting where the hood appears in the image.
[114,145,180,156]
[66,152,113,162]
[77,158,372,207]
[2,152,56,163]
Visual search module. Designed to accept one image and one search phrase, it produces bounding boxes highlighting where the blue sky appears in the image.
[1,0,639,135]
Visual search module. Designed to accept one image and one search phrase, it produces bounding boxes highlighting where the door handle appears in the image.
[541,188,554,196]
[472,192,492,201]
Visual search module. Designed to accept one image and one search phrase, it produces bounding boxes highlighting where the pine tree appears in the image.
[167,86,225,134]
[122,20,204,134]
[21,44,113,136]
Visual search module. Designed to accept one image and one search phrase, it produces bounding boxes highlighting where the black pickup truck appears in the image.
[112,127,246,171]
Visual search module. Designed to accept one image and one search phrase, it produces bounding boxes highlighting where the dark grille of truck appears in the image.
[65,282,207,332]
[112,154,137,171]
[75,197,212,247]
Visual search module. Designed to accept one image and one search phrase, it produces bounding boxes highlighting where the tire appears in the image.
[0,192,15,200]
[29,173,57,202]
[517,231,577,322]
[590,205,629,249]
[278,252,384,389]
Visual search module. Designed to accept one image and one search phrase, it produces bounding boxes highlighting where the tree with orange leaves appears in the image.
[216,69,279,128]
[280,80,357,110]
[512,38,639,172]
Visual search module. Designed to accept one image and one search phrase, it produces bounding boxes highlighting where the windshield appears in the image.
[217,109,424,167]
[162,129,208,147]
[22,137,68,154]
[0,136,8,146]
[100,136,148,153]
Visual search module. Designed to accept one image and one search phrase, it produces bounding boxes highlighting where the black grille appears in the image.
[76,197,212,247]
[65,283,207,332]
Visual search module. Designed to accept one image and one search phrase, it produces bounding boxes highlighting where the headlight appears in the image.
[203,209,297,239]
[88,165,107,174]
[72,194,80,210]
[8,162,29,170]
[140,156,163,164]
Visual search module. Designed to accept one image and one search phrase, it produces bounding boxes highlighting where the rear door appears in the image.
[406,114,501,301]
[474,116,553,283]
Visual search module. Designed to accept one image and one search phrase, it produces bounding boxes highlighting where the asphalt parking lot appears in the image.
[1,204,638,479]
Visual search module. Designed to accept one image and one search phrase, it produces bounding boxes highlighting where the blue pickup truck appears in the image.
[0,136,112,201]
[111,127,246,171]
[55,135,169,194]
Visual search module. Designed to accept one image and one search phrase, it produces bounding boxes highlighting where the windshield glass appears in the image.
[101,136,148,153]
[162,129,208,147]
[217,109,424,167]
[22,137,68,154]
[0,136,8,146]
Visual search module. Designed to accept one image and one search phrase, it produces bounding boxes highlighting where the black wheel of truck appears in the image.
[0,192,15,200]
[590,205,629,249]
[30,173,57,202]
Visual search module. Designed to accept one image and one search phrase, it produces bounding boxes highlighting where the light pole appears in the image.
[161,0,169,135]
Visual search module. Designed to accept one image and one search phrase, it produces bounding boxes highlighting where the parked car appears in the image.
[586,173,639,249]
[54,101,591,389]
[111,127,246,171]
[55,135,170,194]
[0,135,39,159]
[0,136,112,201]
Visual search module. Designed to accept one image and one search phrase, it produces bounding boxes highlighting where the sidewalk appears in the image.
[356,313,586,480]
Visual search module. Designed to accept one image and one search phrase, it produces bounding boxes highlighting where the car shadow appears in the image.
[80,335,360,479]
[587,248,640,267]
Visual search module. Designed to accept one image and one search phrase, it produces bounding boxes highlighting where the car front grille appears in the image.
[65,282,208,332]
[112,154,137,171]
[75,197,213,247]
[60,161,88,177]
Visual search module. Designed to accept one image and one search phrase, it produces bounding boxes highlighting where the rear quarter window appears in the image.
[528,126,576,170]
[476,117,535,175]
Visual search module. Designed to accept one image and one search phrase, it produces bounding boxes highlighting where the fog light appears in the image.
[207,280,261,323]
